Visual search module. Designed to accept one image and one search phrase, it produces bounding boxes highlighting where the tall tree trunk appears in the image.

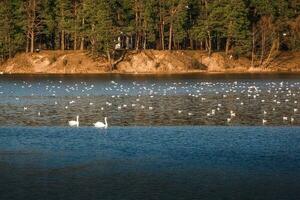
[168,19,173,50]
[74,32,77,50]
[136,33,140,50]
[91,39,95,55]
[107,50,113,72]
[30,31,34,53]
[251,25,256,67]
[126,36,130,49]
[276,33,280,51]
[161,22,165,50]
[80,18,85,50]
[30,0,36,53]
[263,37,279,67]
[217,34,221,51]
[8,36,12,58]
[80,37,84,50]
[135,5,140,50]
[26,32,30,53]
[61,30,65,51]
[143,33,147,49]
[73,1,78,50]
[189,36,194,50]
[159,0,165,50]
[207,31,212,56]
[260,30,265,65]
[225,37,231,55]
[225,21,233,55]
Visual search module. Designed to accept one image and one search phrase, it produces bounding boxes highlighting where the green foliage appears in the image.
[83,0,118,55]
[0,0,25,59]
[143,0,159,44]
[0,0,298,61]
[56,0,72,32]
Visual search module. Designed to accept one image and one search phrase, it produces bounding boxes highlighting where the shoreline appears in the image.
[1,71,300,76]
[1,50,299,75]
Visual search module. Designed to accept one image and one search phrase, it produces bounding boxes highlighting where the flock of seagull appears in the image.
[0,78,299,127]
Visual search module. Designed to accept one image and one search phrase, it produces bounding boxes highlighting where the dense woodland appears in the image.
[0,0,299,67]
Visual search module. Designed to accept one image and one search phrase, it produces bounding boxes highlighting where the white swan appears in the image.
[94,117,108,129]
[69,115,79,127]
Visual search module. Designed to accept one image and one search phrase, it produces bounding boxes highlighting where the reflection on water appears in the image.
[0,73,299,126]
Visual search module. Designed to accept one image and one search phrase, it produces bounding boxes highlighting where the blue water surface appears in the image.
[0,126,300,200]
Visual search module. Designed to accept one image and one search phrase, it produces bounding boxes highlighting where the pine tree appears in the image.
[24,0,42,53]
[191,0,215,55]
[165,0,188,50]
[83,0,118,70]
[185,0,201,49]
[250,0,295,66]
[0,0,13,59]
[0,0,299,61]
[0,0,25,59]
[42,0,57,49]
[56,0,72,50]
[142,0,159,49]
[70,0,82,50]
[224,0,250,55]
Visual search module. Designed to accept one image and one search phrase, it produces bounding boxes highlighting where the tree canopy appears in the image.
[0,0,299,65]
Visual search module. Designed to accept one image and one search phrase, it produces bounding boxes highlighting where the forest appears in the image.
[0,0,299,67]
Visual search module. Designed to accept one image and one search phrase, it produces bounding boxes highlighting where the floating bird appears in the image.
[69,116,79,127]
[230,111,236,117]
[294,108,298,113]
[94,117,108,129]
[262,119,267,125]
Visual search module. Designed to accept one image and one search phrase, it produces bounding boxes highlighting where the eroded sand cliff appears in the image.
[0,50,299,74]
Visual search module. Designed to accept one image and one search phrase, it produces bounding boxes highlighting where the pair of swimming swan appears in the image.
[68,116,108,129]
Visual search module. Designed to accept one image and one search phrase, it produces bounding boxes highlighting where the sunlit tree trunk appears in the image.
[80,18,85,50]
[251,24,256,67]
[168,18,173,50]
[61,30,65,51]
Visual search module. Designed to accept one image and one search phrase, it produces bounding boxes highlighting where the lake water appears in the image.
[0,74,300,200]
[0,73,299,126]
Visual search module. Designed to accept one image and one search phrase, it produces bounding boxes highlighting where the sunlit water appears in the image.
[0,74,300,200]
[0,74,299,126]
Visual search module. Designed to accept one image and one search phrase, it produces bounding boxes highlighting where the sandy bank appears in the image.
[0,50,299,74]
